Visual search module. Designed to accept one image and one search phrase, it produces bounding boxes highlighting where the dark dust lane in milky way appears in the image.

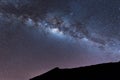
[0,0,120,80]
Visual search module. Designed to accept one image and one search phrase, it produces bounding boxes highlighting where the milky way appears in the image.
[0,0,120,80]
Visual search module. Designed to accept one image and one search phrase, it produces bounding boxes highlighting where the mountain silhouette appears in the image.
[30,62,120,80]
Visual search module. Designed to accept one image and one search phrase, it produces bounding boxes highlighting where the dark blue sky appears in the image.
[0,0,120,80]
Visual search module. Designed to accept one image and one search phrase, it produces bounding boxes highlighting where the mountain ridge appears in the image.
[30,62,120,80]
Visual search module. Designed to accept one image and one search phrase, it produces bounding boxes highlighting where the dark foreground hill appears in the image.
[30,62,120,80]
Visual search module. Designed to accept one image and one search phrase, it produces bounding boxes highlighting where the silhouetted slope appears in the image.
[30,62,120,80]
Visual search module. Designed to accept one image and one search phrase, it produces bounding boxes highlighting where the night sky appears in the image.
[0,0,120,80]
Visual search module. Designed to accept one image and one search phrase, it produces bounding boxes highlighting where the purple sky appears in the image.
[0,0,120,80]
